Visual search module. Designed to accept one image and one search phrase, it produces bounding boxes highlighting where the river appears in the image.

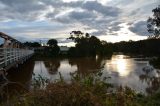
[7,54,160,95]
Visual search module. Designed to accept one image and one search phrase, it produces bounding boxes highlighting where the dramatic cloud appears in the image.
[129,21,149,36]
[0,0,53,21]
[82,1,121,17]
[0,0,159,45]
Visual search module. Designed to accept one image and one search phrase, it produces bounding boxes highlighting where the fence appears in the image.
[0,48,34,69]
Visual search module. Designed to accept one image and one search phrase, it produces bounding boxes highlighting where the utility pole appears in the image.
[39,40,42,46]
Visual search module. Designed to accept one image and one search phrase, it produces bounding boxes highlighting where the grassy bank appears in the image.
[1,72,160,106]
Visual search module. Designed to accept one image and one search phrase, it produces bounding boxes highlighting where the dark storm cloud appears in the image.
[129,21,149,36]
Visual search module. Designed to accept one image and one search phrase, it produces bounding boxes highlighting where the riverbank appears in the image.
[1,72,160,106]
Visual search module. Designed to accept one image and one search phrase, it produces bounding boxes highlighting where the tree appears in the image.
[47,39,58,47]
[23,42,41,47]
[68,31,84,44]
[46,39,60,56]
[147,5,160,38]
[68,31,107,57]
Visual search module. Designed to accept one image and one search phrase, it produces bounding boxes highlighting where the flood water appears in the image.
[7,54,160,95]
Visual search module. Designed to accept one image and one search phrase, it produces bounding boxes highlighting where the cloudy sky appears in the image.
[0,0,159,46]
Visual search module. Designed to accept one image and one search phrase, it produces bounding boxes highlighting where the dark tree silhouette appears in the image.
[113,39,160,55]
[23,42,41,47]
[68,31,113,57]
[68,31,84,44]
[45,39,60,56]
[147,5,160,38]
[47,39,58,47]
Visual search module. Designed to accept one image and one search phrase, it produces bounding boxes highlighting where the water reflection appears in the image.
[105,55,132,76]
[7,54,160,95]
[44,59,60,75]
[139,68,160,94]
[7,59,34,90]
[34,60,77,81]
[68,56,106,74]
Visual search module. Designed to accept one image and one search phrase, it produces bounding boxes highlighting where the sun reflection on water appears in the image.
[105,55,132,77]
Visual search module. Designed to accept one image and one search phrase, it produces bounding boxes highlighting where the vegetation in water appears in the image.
[0,71,160,106]
[149,57,160,69]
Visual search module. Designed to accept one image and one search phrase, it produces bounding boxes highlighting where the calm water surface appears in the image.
[7,54,160,94]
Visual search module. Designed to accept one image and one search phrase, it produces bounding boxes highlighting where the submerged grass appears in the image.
[1,71,160,106]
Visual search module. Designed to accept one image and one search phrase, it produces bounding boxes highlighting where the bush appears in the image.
[1,72,160,106]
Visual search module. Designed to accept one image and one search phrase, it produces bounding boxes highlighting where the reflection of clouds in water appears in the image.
[58,60,77,81]
[33,55,160,94]
[33,61,59,81]
[105,55,134,77]
[33,61,50,77]
[103,55,159,94]
[33,60,77,82]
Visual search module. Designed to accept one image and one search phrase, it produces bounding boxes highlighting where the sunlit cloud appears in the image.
[0,0,159,45]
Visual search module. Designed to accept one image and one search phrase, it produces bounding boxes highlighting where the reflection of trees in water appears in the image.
[68,56,107,75]
[44,59,60,75]
[139,69,160,94]
[5,59,35,91]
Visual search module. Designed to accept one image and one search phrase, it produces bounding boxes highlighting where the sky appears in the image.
[0,0,159,46]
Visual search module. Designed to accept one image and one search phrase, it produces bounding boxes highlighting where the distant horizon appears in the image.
[0,31,149,47]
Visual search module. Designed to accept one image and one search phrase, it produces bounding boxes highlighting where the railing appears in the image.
[0,48,34,69]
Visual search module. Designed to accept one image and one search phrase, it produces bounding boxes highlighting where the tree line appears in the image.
[23,35,160,57]
[67,31,112,57]
[112,39,160,56]
[23,5,160,57]
[23,31,113,57]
